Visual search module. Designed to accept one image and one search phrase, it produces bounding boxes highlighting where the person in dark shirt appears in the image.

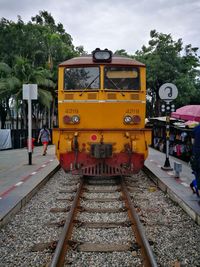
[191,124,200,196]
[193,124,200,148]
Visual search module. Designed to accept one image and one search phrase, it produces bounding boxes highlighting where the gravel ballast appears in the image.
[0,169,200,266]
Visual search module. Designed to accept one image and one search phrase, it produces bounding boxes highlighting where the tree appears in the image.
[0,62,21,128]
[12,56,55,129]
[114,49,130,57]
[135,30,200,117]
[0,11,80,129]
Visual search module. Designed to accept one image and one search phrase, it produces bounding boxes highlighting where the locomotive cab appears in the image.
[53,49,151,176]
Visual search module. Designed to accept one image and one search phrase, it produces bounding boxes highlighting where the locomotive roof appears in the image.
[59,55,145,67]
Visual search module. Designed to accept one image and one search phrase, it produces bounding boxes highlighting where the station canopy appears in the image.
[149,116,199,129]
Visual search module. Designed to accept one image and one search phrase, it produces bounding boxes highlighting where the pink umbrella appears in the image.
[171,105,200,122]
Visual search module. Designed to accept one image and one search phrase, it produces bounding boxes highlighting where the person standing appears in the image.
[37,125,51,155]
[191,124,200,196]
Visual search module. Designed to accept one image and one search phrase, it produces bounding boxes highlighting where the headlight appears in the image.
[63,115,80,124]
[123,115,132,124]
[123,115,141,124]
[71,115,80,124]
[92,48,112,62]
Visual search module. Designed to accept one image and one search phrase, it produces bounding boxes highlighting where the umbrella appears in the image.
[171,105,200,122]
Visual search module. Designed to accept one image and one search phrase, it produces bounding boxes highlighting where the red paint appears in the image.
[133,115,141,123]
[59,151,144,175]
[0,185,16,197]
[0,159,54,199]
[91,134,97,141]
[63,115,71,124]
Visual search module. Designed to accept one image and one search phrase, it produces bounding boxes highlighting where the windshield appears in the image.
[64,67,100,90]
[104,66,140,90]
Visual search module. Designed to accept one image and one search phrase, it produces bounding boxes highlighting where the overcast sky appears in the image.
[0,0,200,54]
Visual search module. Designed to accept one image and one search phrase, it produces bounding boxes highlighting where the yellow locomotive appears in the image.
[53,48,151,176]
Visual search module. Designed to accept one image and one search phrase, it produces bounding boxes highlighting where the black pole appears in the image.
[28,152,32,165]
[161,114,173,171]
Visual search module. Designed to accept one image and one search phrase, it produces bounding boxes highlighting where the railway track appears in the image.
[2,169,200,266]
[48,176,157,267]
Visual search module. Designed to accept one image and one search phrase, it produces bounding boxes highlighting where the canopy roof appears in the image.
[171,105,200,122]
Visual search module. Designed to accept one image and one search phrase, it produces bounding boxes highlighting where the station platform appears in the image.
[144,147,200,225]
[0,145,200,228]
[0,145,60,227]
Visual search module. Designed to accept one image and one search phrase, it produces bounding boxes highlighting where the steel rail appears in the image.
[121,178,158,267]
[50,176,157,267]
[50,177,84,267]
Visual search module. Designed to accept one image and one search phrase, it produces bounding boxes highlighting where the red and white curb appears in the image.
[0,158,55,199]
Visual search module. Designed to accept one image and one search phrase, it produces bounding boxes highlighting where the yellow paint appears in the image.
[59,102,146,129]
[53,62,152,162]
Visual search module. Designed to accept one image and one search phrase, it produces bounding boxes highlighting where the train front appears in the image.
[53,49,151,176]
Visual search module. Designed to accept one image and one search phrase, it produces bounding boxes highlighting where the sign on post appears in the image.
[23,84,38,165]
[159,83,178,102]
[159,83,178,171]
[23,84,38,100]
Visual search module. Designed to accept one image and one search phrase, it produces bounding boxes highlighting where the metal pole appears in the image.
[28,94,32,165]
[161,113,172,170]
[23,84,37,165]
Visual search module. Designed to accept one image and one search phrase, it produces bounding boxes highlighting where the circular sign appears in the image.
[159,83,178,102]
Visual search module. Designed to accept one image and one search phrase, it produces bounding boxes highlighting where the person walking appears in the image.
[37,125,51,156]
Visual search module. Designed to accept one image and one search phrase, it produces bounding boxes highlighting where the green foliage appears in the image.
[0,10,77,75]
[0,62,12,76]
[135,30,200,117]
[0,10,199,127]
[0,10,80,128]
[0,62,21,97]
[37,88,53,108]
[114,49,130,57]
